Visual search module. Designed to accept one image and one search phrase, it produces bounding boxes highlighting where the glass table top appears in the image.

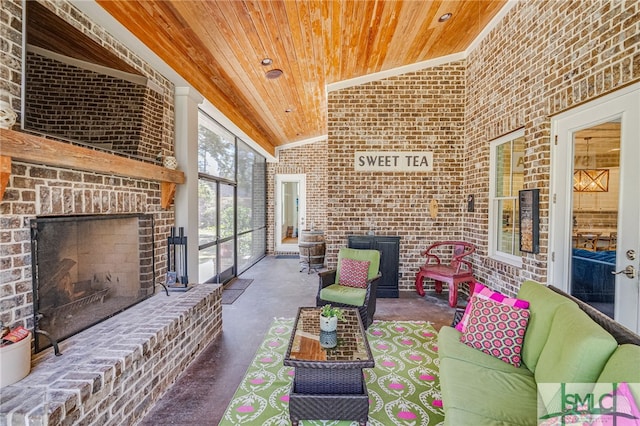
[284,307,373,364]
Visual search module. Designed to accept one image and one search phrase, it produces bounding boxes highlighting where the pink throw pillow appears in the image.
[338,258,370,288]
[455,282,530,332]
[461,297,530,367]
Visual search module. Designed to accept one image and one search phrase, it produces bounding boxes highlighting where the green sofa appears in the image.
[438,280,640,425]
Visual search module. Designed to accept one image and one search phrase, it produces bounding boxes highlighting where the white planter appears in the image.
[319,315,338,332]
[0,332,31,387]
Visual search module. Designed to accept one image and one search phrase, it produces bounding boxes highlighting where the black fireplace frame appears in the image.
[30,213,156,353]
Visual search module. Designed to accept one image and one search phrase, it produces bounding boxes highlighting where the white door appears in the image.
[550,83,640,332]
[275,174,306,252]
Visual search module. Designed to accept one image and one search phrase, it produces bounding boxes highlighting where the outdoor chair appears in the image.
[316,247,381,328]
[414,241,476,307]
[576,232,601,251]
[605,231,617,251]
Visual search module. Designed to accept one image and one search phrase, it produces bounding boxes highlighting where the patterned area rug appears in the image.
[219,318,444,425]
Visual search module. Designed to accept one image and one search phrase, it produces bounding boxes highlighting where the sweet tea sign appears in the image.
[354,151,433,172]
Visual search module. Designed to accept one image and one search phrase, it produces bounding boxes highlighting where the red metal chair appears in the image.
[415,241,476,307]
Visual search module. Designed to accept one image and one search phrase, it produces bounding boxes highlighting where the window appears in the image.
[237,140,266,272]
[198,114,235,180]
[489,129,525,265]
[197,110,266,283]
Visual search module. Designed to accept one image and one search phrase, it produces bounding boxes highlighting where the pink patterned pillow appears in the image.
[338,258,370,288]
[455,282,530,332]
[460,297,530,367]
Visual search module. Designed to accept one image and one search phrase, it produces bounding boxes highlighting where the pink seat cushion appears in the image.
[455,282,530,332]
[338,258,370,288]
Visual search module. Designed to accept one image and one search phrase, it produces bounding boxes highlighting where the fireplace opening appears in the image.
[30,214,155,353]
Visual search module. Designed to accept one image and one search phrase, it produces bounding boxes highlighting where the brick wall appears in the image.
[270,0,639,297]
[267,140,328,254]
[1,285,222,426]
[465,0,639,295]
[0,2,225,424]
[327,63,467,292]
[24,52,164,159]
[0,0,178,332]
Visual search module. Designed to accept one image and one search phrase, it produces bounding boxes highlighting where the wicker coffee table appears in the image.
[283,307,375,426]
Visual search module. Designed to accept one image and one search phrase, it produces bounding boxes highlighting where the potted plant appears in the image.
[319,304,343,332]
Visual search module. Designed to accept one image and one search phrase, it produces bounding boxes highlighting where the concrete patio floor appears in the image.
[139,256,457,425]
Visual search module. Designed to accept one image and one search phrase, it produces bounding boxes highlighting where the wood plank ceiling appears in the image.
[96,0,507,155]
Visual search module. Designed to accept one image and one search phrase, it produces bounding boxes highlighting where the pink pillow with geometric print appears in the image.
[455,282,530,332]
[460,297,530,367]
[338,258,370,288]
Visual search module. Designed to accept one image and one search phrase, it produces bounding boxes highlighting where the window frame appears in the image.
[488,129,525,267]
[197,109,267,283]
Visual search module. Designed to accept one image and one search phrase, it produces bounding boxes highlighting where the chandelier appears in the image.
[573,137,609,192]
[573,169,609,192]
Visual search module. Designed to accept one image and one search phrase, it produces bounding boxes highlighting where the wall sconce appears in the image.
[573,169,609,192]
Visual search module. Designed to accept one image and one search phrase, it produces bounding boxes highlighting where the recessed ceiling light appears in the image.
[261,58,272,66]
[265,69,283,79]
[438,13,452,22]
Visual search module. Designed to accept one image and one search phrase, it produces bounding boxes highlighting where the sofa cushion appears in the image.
[319,283,366,307]
[338,258,370,288]
[443,408,531,426]
[596,345,640,422]
[516,280,577,372]
[439,326,534,376]
[455,282,530,332]
[535,303,618,384]
[439,357,538,425]
[597,344,640,384]
[460,297,530,367]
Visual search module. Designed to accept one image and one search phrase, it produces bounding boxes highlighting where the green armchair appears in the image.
[316,248,382,328]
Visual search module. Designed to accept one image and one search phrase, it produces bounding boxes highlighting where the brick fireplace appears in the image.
[30,214,156,353]
[0,130,223,425]
[0,1,223,423]
[0,130,225,424]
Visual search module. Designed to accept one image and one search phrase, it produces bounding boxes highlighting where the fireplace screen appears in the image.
[30,214,155,352]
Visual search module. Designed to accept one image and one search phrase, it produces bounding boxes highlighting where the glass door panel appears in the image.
[552,84,640,332]
[198,180,218,281]
[199,245,217,283]
[570,122,620,318]
[219,240,235,283]
[275,174,306,252]
[198,180,235,284]
[218,183,235,280]
[198,180,218,246]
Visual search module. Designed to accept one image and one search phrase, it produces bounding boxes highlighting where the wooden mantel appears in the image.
[0,129,185,208]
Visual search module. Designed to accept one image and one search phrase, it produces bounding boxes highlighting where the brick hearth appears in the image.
[0,284,222,425]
